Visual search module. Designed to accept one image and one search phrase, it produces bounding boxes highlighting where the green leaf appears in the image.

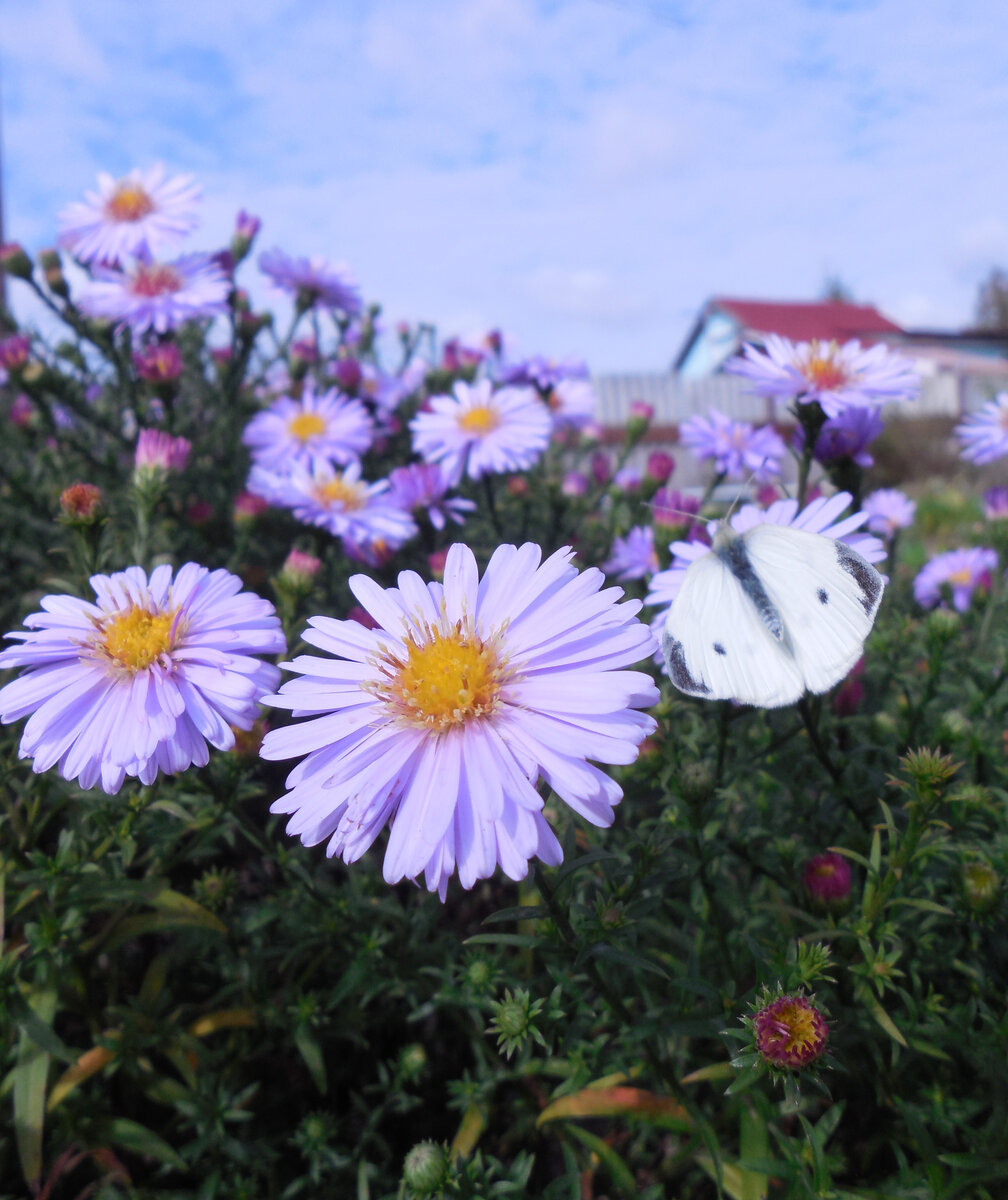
[12,987,56,1188]
[101,1117,187,1169]
[294,1027,327,1094]
[562,1122,637,1192]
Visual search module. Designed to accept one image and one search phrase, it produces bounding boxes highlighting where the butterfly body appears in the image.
[661,523,884,709]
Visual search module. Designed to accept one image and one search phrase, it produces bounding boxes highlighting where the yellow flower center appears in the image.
[458,404,500,435]
[287,412,327,442]
[101,606,177,671]
[105,182,156,223]
[947,567,973,587]
[315,476,364,510]
[772,1001,820,1055]
[373,623,506,731]
[803,341,849,391]
[812,861,837,878]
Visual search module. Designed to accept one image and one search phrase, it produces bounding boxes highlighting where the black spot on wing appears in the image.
[817,588,829,605]
[717,537,784,640]
[713,642,726,655]
[835,542,883,614]
[662,633,712,696]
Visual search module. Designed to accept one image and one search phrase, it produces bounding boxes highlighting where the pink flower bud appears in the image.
[645,451,675,483]
[802,851,852,908]
[753,994,828,1070]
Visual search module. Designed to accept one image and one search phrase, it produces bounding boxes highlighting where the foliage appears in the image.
[0,209,1007,1200]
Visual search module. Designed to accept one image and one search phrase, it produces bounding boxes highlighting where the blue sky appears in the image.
[2,0,1007,371]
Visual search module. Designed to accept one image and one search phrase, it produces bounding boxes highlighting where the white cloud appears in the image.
[2,0,1008,370]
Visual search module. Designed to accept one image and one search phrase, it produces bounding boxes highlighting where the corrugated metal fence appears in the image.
[591,371,1003,428]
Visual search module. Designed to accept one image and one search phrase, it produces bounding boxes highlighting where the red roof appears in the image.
[711,297,904,342]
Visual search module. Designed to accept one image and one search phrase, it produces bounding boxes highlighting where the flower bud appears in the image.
[234,491,268,524]
[134,429,191,483]
[0,242,33,279]
[59,482,103,524]
[402,1141,449,1197]
[963,860,1000,915]
[0,334,31,372]
[561,470,589,497]
[37,248,68,297]
[506,474,528,497]
[279,548,321,590]
[332,357,362,394]
[646,450,675,483]
[230,209,261,263]
[753,994,828,1070]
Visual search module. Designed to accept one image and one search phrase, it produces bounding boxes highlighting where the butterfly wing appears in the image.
[740,524,884,696]
[662,548,807,708]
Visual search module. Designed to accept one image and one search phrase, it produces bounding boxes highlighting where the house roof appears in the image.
[710,296,904,342]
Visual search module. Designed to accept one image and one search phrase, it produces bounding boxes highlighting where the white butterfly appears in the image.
[661,522,885,708]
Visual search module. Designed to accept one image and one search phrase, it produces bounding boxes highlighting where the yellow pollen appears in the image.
[376,625,504,731]
[774,1002,820,1055]
[947,567,973,587]
[813,861,837,878]
[105,183,155,223]
[315,477,364,510]
[458,404,500,435]
[803,341,849,391]
[101,606,176,672]
[287,412,327,442]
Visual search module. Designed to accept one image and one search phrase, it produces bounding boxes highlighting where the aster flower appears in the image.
[645,491,884,644]
[248,460,418,559]
[806,406,885,468]
[133,341,183,384]
[76,253,230,335]
[58,165,201,265]
[984,487,1008,520]
[863,488,916,536]
[651,487,701,530]
[913,547,999,612]
[602,526,659,581]
[802,851,852,908]
[410,379,552,482]
[752,994,828,1070]
[259,543,659,899]
[0,334,30,372]
[258,248,362,316]
[0,564,283,794]
[497,354,590,389]
[387,463,476,531]
[545,378,596,430]
[242,381,374,474]
[728,335,919,418]
[954,393,1008,464]
[679,409,785,482]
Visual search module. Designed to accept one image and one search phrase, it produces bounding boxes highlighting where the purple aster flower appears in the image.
[651,488,701,529]
[984,487,1008,520]
[602,526,659,581]
[728,335,919,418]
[242,380,374,474]
[359,358,428,413]
[802,851,852,909]
[863,488,916,536]
[913,547,999,612]
[387,463,476,531]
[545,378,596,430]
[0,564,283,794]
[496,354,590,389]
[58,165,201,265]
[679,409,786,482]
[410,379,552,482]
[561,471,589,497]
[806,406,885,467]
[645,491,884,645]
[76,253,230,334]
[259,542,659,900]
[248,460,418,558]
[258,248,362,316]
[954,393,1008,464]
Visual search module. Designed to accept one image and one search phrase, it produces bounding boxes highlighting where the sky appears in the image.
[1,0,1007,372]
